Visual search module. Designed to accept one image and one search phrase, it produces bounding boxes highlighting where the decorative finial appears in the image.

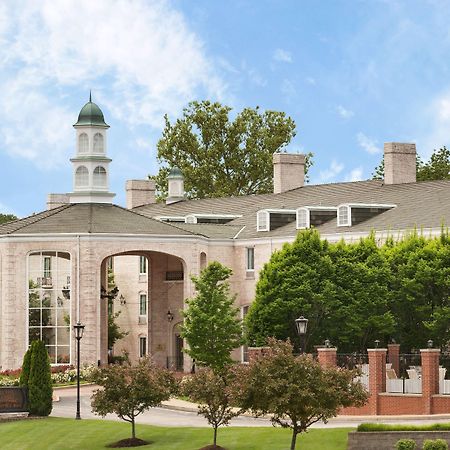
[89,90,92,102]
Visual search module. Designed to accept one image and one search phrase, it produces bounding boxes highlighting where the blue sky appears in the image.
[1,0,450,217]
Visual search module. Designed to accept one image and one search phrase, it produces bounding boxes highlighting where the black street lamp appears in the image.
[295,316,308,354]
[73,322,85,420]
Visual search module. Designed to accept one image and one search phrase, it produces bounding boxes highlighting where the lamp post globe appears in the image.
[295,316,308,354]
[73,322,85,420]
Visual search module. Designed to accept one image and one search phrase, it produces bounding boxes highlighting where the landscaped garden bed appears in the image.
[348,423,450,450]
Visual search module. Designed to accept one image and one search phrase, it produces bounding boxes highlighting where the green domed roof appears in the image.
[74,95,109,127]
[168,166,183,178]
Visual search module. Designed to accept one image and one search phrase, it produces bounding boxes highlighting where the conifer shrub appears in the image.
[28,340,53,416]
[19,347,32,387]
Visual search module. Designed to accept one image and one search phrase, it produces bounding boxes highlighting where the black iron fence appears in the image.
[337,353,368,370]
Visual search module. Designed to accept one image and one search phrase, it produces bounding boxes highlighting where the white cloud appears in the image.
[336,105,354,119]
[346,167,364,182]
[247,69,267,87]
[273,48,292,63]
[319,160,344,182]
[0,0,226,166]
[356,132,382,154]
[305,77,316,85]
[281,79,297,99]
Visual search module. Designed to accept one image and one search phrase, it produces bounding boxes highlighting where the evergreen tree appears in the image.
[28,340,53,416]
[181,262,243,371]
[19,347,32,387]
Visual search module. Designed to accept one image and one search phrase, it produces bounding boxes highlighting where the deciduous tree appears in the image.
[181,262,242,371]
[91,358,177,442]
[153,100,311,199]
[238,339,368,450]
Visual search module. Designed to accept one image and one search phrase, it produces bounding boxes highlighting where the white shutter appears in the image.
[257,210,270,231]
[337,205,350,227]
[296,208,309,229]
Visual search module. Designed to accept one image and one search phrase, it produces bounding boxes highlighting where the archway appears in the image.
[99,250,187,367]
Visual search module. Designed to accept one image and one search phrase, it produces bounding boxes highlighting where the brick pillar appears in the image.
[368,348,387,415]
[247,347,269,363]
[317,347,337,368]
[387,343,400,377]
[420,348,440,414]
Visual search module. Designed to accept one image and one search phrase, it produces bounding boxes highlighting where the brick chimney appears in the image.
[273,153,305,194]
[47,193,70,210]
[384,143,416,185]
[125,179,156,209]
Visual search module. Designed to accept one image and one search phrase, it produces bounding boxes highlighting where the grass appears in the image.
[0,418,352,450]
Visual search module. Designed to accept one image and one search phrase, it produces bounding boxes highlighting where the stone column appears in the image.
[420,348,440,414]
[317,347,337,368]
[368,348,387,415]
[387,343,400,377]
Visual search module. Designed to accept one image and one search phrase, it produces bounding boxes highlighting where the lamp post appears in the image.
[295,316,308,354]
[73,322,85,420]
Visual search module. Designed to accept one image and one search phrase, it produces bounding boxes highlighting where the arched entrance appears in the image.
[98,250,187,367]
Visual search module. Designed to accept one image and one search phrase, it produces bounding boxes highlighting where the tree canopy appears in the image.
[0,213,17,225]
[181,261,243,371]
[372,146,450,181]
[152,100,311,200]
[237,339,368,450]
[245,229,450,352]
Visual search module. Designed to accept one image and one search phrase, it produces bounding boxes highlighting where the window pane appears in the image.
[57,347,70,364]
[29,328,40,343]
[246,248,254,271]
[139,256,147,274]
[42,328,56,346]
[57,328,70,346]
[139,294,147,315]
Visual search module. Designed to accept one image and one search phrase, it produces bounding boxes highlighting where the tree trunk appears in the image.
[290,429,298,450]
[213,426,218,446]
[131,417,136,439]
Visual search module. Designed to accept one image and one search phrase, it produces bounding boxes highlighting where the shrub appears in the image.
[423,440,449,450]
[28,341,53,416]
[19,348,32,387]
[395,439,416,450]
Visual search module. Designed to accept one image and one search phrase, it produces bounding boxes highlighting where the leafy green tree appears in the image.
[383,231,450,350]
[372,146,450,181]
[181,366,244,448]
[238,339,368,450]
[28,340,53,416]
[181,262,242,371]
[0,213,17,224]
[91,358,177,441]
[153,100,311,199]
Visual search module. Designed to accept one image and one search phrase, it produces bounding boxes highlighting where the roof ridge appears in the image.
[0,204,74,235]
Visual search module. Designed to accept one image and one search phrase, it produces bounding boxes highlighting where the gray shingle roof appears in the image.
[135,179,450,239]
[0,203,196,236]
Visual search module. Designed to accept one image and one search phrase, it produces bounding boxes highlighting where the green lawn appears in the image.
[0,417,352,450]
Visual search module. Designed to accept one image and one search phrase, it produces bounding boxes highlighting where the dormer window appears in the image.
[93,133,104,153]
[78,133,88,153]
[297,206,337,229]
[185,214,241,224]
[257,209,296,232]
[337,203,396,227]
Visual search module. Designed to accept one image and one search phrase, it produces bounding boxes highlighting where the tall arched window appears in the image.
[78,133,88,153]
[93,166,107,186]
[93,133,104,153]
[75,166,89,187]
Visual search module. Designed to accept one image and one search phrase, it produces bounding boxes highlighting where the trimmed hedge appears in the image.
[396,439,416,450]
[19,348,31,387]
[423,439,449,450]
[357,423,450,432]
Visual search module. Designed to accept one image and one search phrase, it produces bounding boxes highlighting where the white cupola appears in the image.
[69,93,115,204]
